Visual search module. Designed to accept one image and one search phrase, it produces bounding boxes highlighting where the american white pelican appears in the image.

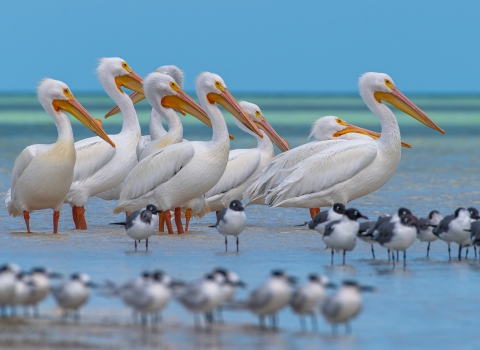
[245,115,411,218]
[5,79,114,233]
[114,72,262,234]
[262,72,444,209]
[64,57,144,230]
[205,101,289,214]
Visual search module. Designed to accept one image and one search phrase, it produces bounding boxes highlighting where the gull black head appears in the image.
[398,207,412,217]
[308,273,320,282]
[31,267,46,274]
[454,207,466,218]
[229,200,244,212]
[428,210,440,219]
[344,208,368,221]
[468,207,480,220]
[213,267,228,276]
[205,273,216,281]
[151,270,165,281]
[400,214,417,227]
[343,279,375,292]
[146,204,160,214]
[332,203,345,214]
[141,271,150,279]
[271,270,286,278]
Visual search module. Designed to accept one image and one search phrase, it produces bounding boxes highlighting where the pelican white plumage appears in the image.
[5,79,114,233]
[114,72,262,234]
[245,114,410,218]
[205,101,289,213]
[64,58,144,230]
[254,73,444,209]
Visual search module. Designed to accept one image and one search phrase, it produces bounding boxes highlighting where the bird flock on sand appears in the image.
[3,57,458,333]
[0,263,374,333]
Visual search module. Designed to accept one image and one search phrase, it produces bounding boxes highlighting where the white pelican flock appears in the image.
[5,63,445,234]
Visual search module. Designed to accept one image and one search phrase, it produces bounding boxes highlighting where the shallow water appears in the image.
[0,96,480,349]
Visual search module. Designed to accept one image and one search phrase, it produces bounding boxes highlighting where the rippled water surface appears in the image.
[0,96,479,349]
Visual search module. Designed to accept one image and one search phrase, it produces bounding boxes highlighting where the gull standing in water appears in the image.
[64,58,144,230]
[262,73,444,210]
[52,273,96,321]
[373,214,418,267]
[433,208,473,261]
[5,79,114,233]
[307,203,345,234]
[290,274,333,331]
[210,200,246,252]
[236,270,296,329]
[417,210,442,258]
[321,280,374,334]
[323,208,368,265]
[357,220,379,259]
[245,115,411,219]
[0,264,20,316]
[110,204,160,251]
[25,267,62,316]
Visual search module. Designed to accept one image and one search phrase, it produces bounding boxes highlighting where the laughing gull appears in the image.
[373,214,417,267]
[213,268,246,322]
[236,270,296,330]
[111,204,160,251]
[52,273,97,321]
[467,220,480,262]
[24,267,62,317]
[290,274,333,332]
[357,219,381,259]
[417,210,442,258]
[367,207,414,261]
[211,200,246,252]
[433,208,473,261]
[307,203,345,234]
[175,273,226,330]
[321,280,374,334]
[324,208,368,265]
[12,273,35,316]
[0,263,20,317]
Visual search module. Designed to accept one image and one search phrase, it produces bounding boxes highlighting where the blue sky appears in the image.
[1,1,478,93]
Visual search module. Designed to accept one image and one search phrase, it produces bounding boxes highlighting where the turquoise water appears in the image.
[0,95,479,349]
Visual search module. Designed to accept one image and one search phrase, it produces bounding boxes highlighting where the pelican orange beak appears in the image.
[255,118,290,152]
[374,87,445,134]
[107,70,144,119]
[207,89,263,138]
[53,98,115,148]
[333,122,412,148]
[162,88,234,140]
[105,90,188,118]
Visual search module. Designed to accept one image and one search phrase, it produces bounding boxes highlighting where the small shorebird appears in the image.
[307,203,345,234]
[210,200,246,252]
[417,210,442,258]
[110,204,160,251]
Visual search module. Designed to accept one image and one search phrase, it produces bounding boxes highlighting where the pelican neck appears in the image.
[198,96,229,146]
[149,109,168,140]
[47,106,74,143]
[154,106,183,142]
[362,92,400,149]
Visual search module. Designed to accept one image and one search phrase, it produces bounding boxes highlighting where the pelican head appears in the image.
[143,71,212,128]
[196,72,262,138]
[105,65,184,118]
[309,116,411,148]
[359,72,444,134]
[239,101,290,152]
[38,79,115,147]
[97,57,144,105]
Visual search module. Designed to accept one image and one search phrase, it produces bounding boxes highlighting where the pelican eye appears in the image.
[214,80,224,91]
[255,110,261,117]
[170,82,177,89]
[384,79,394,89]
[63,88,73,99]
[121,62,132,72]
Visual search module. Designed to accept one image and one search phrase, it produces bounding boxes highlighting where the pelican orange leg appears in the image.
[75,206,87,230]
[72,206,79,229]
[23,211,31,233]
[53,211,60,234]
[185,208,192,232]
[159,212,165,232]
[125,211,131,218]
[164,211,174,234]
[309,208,320,220]
[174,207,184,234]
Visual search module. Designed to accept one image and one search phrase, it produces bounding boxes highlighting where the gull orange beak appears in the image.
[333,123,412,148]
[256,119,290,152]
[53,98,115,147]
[374,87,445,134]
[162,89,235,141]
[207,89,262,138]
